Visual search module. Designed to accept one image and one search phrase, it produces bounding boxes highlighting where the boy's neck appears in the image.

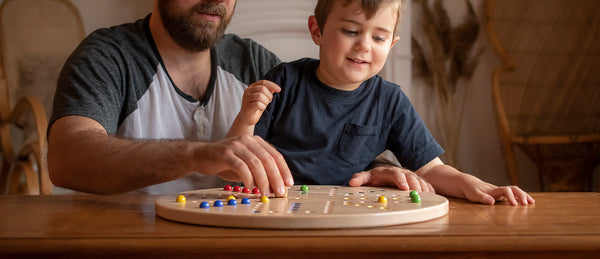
[316,65,363,91]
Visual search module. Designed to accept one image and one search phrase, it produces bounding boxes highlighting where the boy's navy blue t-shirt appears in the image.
[254,58,444,185]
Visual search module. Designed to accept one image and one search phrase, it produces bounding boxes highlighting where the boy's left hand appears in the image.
[348,166,435,193]
[462,179,535,206]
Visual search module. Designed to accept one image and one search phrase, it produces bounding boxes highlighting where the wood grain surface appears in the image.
[1,192,599,258]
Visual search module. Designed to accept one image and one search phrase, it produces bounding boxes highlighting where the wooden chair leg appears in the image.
[21,160,40,195]
[0,159,11,194]
[8,164,23,194]
[538,167,545,192]
[500,139,520,186]
[7,160,40,195]
[19,144,52,194]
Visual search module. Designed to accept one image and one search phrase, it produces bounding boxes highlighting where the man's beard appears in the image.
[159,1,232,52]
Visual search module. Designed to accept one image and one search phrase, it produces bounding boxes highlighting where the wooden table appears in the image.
[1,192,599,258]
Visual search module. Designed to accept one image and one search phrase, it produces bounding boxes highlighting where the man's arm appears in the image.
[47,116,292,195]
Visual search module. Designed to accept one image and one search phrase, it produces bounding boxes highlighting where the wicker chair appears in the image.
[484,0,600,191]
[0,0,84,194]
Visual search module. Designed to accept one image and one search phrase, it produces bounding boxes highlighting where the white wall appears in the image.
[226,0,318,61]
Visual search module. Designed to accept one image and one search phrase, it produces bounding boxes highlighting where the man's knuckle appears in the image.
[249,156,262,166]
[231,160,246,171]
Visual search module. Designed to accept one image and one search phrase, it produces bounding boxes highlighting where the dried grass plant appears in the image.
[412,0,482,165]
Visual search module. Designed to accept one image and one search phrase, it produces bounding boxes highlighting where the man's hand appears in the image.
[192,134,293,197]
[348,166,435,193]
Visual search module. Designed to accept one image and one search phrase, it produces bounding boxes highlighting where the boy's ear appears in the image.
[308,15,322,45]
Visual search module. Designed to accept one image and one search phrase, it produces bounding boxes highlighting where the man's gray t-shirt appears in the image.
[51,15,280,193]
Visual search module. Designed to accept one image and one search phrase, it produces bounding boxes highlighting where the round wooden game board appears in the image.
[155,185,448,229]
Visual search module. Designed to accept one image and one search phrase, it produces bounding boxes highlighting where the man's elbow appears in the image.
[47,143,71,190]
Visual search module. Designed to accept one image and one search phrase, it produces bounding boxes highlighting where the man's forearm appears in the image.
[48,119,197,194]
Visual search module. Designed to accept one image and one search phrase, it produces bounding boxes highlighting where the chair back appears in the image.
[485,0,600,190]
[0,0,84,194]
[486,0,600,142]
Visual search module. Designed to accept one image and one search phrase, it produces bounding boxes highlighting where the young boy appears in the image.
[227,0,534,205]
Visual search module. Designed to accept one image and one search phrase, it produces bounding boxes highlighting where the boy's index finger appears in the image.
[256,80,281,93]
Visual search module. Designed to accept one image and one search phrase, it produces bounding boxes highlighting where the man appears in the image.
[48,0,295,196]
[48,0,433,196]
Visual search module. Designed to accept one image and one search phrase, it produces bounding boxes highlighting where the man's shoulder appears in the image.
[215,34,262,49]
[80,16,151,56]
[214,34,279,62]
[66,15,157,77]
[214,34,281,83]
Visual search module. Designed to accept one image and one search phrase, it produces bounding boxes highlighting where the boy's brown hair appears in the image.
[314,0,406,36]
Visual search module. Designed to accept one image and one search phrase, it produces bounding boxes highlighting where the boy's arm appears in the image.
[416,157,535,205]
[226,80,281,137]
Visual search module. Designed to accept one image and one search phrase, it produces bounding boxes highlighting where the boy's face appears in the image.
[310,0,399,90]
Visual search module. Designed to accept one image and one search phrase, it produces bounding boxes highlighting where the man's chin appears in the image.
[176,33,223,52]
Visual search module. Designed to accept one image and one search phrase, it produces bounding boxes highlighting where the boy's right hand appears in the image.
[348,166,435,193]
[239,80,281,126]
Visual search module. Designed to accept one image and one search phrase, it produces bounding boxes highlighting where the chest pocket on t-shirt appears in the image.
[336,123,380,166]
